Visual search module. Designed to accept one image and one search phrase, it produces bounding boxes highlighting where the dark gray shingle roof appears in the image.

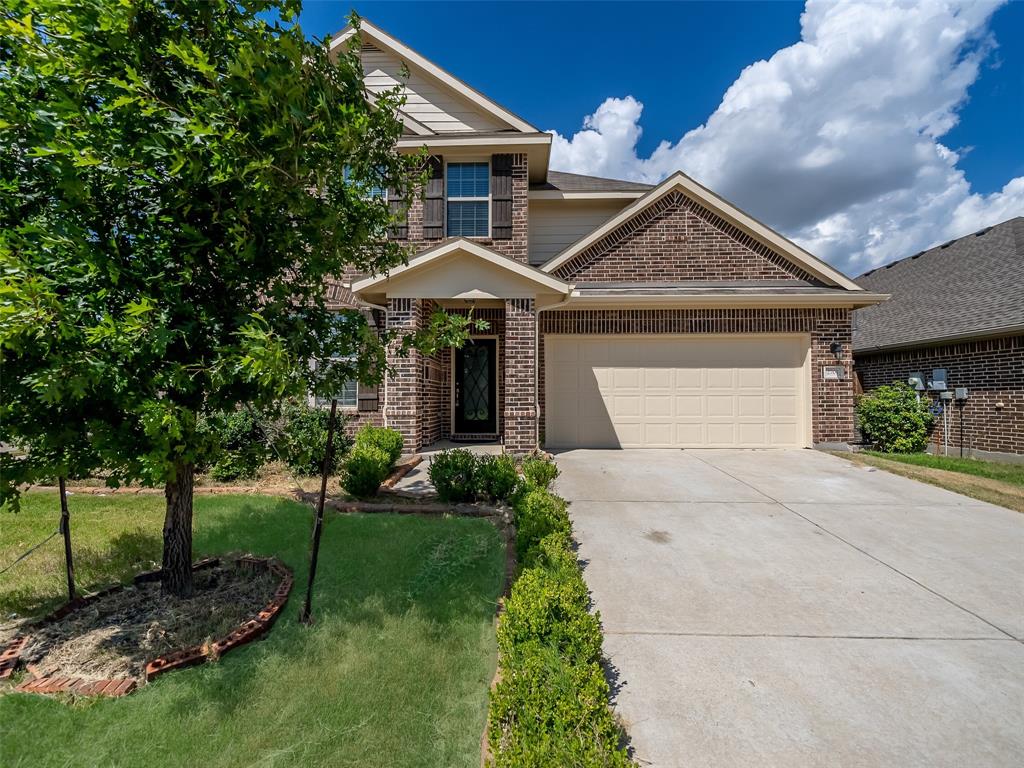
[531,170,654,193]
[853,217,1024,352]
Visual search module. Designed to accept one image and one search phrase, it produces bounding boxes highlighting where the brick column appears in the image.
[385,298,423,455]
[504,298,537,454]
[812,308,855,446]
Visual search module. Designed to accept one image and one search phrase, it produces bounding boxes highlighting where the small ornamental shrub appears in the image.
[428,448,478,503]
[498,549,603,664]
[514,487,570,560]
[856,382,934,453]
[276,400,351,476]
[341,445,390,498]
[353,425,404,468]
[203,409,269,481]
[476,454,519,502]
[521,454,559,490]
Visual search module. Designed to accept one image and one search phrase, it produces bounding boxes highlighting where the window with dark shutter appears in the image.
[491,154,513,239]
[387,189,408,239]
[423,156,444,239]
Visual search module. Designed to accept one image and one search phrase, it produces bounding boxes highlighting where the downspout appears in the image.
[534,287,575,451]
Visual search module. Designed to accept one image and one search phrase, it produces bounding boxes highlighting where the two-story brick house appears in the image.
[330,20,886,455]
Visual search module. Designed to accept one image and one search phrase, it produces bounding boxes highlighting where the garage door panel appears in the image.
[545,336,808,449]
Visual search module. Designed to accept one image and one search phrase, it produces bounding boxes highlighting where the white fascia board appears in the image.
[332,21,539,134]
[396,134,552,149]
[542,171,862,291]
[565,291,889,308]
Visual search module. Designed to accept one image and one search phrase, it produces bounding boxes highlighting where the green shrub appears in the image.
[521,454,559,489]
[341,445,390,498]
[514,487,570,560]
[488,643,631,768]
[856,382,934,453]
[204,409,268,481]
[498,548,602,664]
[476,454,519,502]
[428,448,478,503]
[275,400,350,476]
[353,424,404,468]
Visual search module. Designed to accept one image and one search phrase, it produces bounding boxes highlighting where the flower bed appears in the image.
[2,555,292,697]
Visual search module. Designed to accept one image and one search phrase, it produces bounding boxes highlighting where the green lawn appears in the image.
[0,492,504,768]
[862,451,1024,486]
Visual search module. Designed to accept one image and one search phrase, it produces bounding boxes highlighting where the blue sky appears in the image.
[294,1,1023,273]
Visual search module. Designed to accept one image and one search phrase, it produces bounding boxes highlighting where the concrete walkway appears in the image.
[553,449,1024,768]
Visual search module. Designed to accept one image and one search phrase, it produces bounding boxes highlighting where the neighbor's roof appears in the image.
[853,216,1024,352]
[530,171,654,193]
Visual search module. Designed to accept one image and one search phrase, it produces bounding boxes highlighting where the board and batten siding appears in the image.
[360,45,504,133]
[528,199,631,266]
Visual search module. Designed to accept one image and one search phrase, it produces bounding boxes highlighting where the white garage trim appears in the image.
[544,334,812,449]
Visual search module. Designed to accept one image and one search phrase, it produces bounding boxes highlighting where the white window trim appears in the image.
[444,158,491,239]
[309,358,359,410]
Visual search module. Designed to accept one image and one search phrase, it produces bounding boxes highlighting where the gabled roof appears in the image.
[853,217,1024,352]
[540,171,862,291]
[331,19,538,134]
[351,239,571,300]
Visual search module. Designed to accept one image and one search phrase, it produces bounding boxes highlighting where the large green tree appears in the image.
[0,1,428,596]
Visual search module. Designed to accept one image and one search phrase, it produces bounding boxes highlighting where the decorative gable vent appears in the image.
[360,42,381,53]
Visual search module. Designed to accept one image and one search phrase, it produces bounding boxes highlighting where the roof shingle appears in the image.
[853,216,1024,352]
[531,170,654,193]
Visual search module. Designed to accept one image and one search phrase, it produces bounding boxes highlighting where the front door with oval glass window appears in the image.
[454,339,497,434]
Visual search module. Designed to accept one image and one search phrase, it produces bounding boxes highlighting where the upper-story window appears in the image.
[446,161,489,237]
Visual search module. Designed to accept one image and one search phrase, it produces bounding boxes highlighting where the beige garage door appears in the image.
[545,335,810,449]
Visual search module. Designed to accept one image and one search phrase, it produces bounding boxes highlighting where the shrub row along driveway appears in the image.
[554,449,1024,768]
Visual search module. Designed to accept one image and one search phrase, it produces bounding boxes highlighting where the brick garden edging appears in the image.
[5,555,292,698]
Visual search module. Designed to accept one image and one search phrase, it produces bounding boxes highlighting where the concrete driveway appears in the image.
[553,449,1024,768]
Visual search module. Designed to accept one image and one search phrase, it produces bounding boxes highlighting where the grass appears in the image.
[838,452,1024,513]
[861,451,1024,486]
[0,492,505,768]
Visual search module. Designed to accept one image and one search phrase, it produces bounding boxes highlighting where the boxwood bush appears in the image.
[521,454,559,489]
[476,454,519,501]
[489,474,632,766]
[341,444,391,498]
[353,424,404,467]
[428,448,478,503]
[514,487,570,558]
[275,400,351,476]
[203,409,269,481]
[856,382,934,453]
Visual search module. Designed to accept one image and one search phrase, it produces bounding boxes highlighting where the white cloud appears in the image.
[548,0,1024,276]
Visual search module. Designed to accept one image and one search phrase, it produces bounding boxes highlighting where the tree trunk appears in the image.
[162,461,195,597]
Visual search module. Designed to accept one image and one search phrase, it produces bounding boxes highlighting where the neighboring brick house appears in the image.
[854,217,1024,461]
[329,20,885,455]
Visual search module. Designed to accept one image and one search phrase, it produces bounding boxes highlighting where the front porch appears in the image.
[353,238,571,456]
[383,297,538,455]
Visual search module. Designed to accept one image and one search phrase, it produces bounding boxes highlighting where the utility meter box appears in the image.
[929,369,948,390]
[939,391,954,400]
[907,371,925,391]
[955,387,969,400]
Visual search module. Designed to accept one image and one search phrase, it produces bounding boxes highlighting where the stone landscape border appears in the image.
[2,555,292,698]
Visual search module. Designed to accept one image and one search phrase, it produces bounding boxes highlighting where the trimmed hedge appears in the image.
[340,424,403,497]
[476,454,519,501]
[521,454,559,489]
[428,448,479,502]
[489,482,632,766]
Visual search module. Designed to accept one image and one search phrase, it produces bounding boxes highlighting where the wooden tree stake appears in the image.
[299,399,337,625]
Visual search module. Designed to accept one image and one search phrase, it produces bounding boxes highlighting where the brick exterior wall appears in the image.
[504,299,538,454]
[538,308,855,446]
[551,191,821,284]
[855,335,1024,457]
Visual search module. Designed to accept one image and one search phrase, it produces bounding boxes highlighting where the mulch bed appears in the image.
[2,556,292,698]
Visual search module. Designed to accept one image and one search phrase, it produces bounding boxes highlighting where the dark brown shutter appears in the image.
[423,155,444,239]
[491,154,513,239]
[387,188,407,239]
